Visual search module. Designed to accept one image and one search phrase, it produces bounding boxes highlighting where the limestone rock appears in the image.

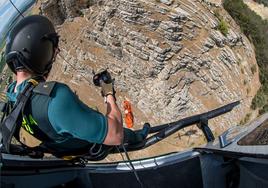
[210,30,226,47]
[40,0,92,25]
[160,0,174,6]
[41,0,65,25]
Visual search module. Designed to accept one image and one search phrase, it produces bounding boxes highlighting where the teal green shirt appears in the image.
[7,81,108,144]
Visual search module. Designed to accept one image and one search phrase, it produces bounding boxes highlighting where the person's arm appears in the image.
[103,95,123,145]
[48,83,108,144]
[95,71,124,145]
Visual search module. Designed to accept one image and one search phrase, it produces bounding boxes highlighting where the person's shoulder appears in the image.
[52,81,69,89]
[33,81,70,97]
[49,81,74,98]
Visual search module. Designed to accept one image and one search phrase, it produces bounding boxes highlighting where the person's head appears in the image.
[5,15,59,77]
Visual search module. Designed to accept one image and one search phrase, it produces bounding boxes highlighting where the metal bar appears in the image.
[197,118,215,142]
[124,101,240,151]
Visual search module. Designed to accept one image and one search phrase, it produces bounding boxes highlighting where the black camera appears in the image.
[93,70,112,86]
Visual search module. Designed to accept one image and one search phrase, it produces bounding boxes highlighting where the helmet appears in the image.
[5,15,59,75]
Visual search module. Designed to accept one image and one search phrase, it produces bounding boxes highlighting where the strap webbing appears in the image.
[1,83,35,153]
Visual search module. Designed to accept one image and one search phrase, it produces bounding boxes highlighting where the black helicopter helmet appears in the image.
[5,15,59,75]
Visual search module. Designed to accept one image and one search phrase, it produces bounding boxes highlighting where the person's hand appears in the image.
[93,69,116,97]
[100,80,115,97]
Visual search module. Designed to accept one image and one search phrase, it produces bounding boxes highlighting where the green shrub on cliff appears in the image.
[217,19,229,36]
[224,0,268,114]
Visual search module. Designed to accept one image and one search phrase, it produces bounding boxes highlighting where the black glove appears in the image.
[93,69,115,97]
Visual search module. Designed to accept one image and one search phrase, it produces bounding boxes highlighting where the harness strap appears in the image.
[1,83,35,153]
[9,144,44,158]
[0,101,11,123]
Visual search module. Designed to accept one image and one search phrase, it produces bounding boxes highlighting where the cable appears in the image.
[120,144,145,188]
[116,146,126,161]
[9,0,24,18]
[116,146,132,169]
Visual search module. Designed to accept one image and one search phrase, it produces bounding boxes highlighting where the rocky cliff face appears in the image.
[40,0,90,24]
[40,0,260,156]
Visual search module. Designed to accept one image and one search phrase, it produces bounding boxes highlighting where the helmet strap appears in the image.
[13,59,25,72]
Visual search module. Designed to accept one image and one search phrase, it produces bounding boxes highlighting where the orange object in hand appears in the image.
[123,100,134,128]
